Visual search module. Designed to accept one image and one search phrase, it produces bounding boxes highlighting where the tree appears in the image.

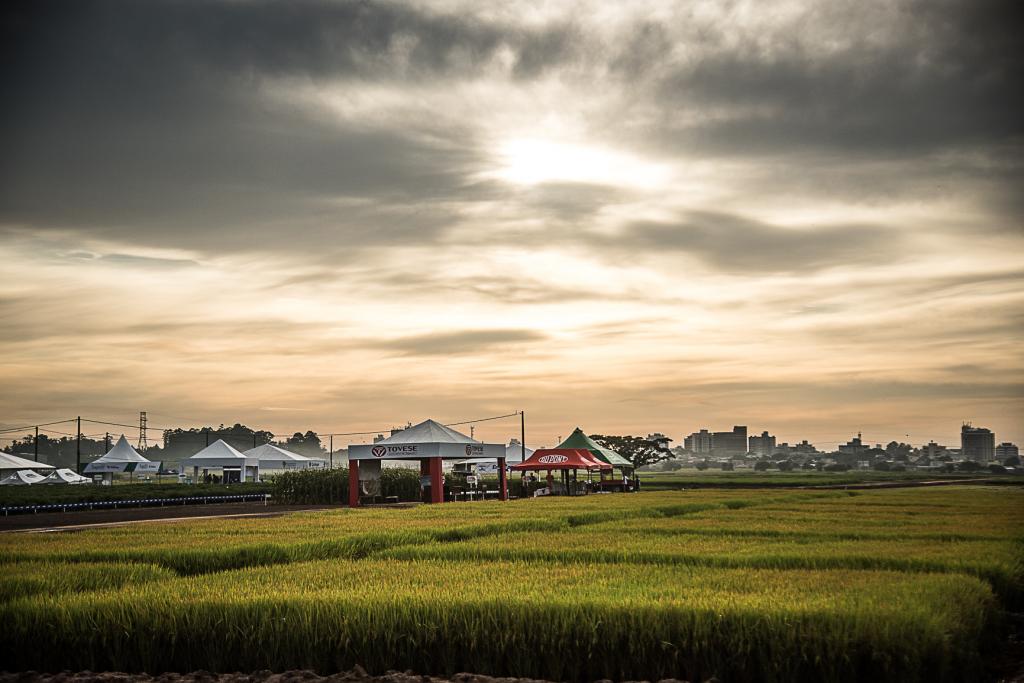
[957,460,981,472]
[1004,456,1021,466]
[885,441,912,461]
[754,460,771,472]
[590,434,673,470]
[284,430,326,458]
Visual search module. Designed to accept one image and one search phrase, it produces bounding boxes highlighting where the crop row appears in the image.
[0,490,836,573]
[0,558,998,682]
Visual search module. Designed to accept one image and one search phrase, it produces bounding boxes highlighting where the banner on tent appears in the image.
[349,442,504,460]
[84,461,161,474]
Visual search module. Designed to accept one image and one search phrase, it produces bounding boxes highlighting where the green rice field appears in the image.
[1,486,1021,682]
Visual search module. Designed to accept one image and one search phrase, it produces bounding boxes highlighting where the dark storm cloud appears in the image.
[628,0,1024,157]
[1,0,1020,263]
[0,0,574,253]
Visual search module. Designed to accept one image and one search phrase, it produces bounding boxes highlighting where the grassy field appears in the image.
[0,486,1020,682]
[636,469,1003,489]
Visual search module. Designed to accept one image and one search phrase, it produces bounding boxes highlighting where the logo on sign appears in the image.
[538,454,569,464]
[465,445,473,456]
[371,446,386,458]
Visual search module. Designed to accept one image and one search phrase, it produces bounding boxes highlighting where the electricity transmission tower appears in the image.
[138,411,148,451]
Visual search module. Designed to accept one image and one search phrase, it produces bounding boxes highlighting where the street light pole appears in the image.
[75,416,81,474]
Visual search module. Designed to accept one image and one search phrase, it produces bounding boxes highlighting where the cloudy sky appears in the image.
[1,0,1022,449]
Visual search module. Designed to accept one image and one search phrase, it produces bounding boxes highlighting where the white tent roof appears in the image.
[506,440,534,462]
[0,451,55,472]
[182,439,255,468]
[0,469,47,485]
[39,468,91,485]
[243,443,321,463]
[378,419,477,445]
[455,441,534,467]
[93,435,150,463]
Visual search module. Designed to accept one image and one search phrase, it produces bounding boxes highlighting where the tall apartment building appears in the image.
[712,426,748,457]
[684,429,713,454]
[748,431,776,457]
[995,442,1019,460]
[961,424,995,462]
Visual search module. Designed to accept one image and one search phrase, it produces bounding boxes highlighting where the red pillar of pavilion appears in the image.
[429,457,443,503]
[497,457,508,500]
[348,459,361,508]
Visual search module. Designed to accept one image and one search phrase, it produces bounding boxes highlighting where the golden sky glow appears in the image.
[1,0,1021,449]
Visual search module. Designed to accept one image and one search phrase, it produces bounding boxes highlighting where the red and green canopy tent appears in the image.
[511,448,611,472]
[557,427,634,474]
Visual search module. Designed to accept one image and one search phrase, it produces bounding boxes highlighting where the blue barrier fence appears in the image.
[1,493,271,516]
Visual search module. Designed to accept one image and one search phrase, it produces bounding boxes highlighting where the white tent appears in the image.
[505,439,534,464]
[454,439,534,474]
[243,443,324,471]
[39,468,91,485]
[0,451,55,474]
[84,435,160,474]
[0,469,47,485]
[380,419,479,445]
[181,439,259,482]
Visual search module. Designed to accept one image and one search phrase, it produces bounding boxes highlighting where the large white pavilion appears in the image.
[347,419,507,505]
[181,439,259,483]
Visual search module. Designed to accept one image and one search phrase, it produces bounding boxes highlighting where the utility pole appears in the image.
[521,411,526,464]
[105,432,110,452]
[330,435,334,469]
[34,426,38,461]
[75,416,81,474]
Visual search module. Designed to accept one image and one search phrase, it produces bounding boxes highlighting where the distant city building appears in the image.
[711,426,748,457]
[772,440,818,458]
[749,431,776,457]
[961,424,995,462]
[838,433,869,455]
[684,429,713,454]
[995,442,1019,460]
[920,441,948,459]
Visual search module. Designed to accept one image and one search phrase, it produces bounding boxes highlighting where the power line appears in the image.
[0,418,77,435]
[444,411,521,427]
[13,410,524,443]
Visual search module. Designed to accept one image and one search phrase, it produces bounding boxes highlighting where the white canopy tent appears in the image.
[0,469,47,485]
[348,419,507,505]
[181,439,259,483]
[39,468,91,485]
[0,451,55,475]
[84,435,160,477]
[243,443,324,472]
[454,439,534,474]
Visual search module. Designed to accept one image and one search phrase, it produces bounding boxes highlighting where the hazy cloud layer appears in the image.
[0,0,1021,446]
